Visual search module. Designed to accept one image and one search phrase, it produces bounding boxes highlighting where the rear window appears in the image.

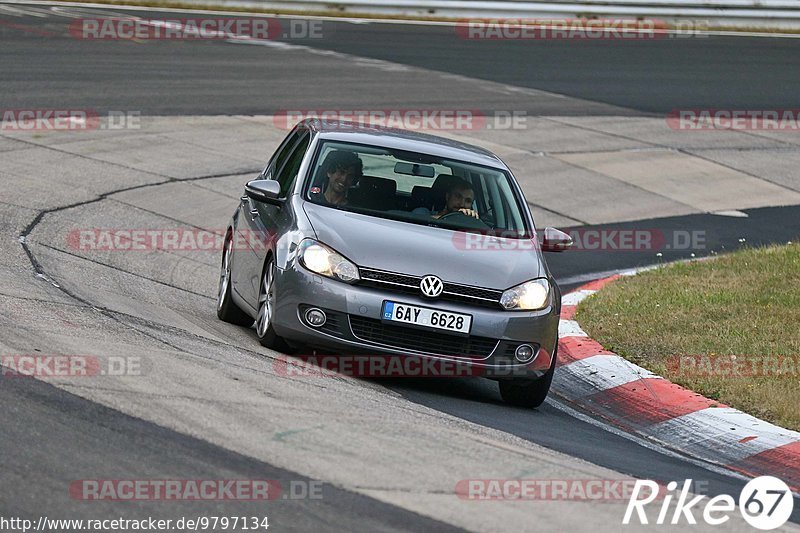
[304,140,530,236]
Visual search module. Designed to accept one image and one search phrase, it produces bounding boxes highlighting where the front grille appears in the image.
[318,311,344,336]
[358,267,504,309]
[361,269,419,287]
[348,315,498,359]
[444,284,501,301]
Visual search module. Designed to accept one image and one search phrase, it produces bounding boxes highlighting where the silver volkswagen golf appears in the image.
[217,119,572,407]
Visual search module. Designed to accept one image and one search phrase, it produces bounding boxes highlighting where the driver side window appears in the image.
[264,128,303,180]
[274,133,310,197]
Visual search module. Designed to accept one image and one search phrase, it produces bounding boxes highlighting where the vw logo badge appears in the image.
[420,275,444,298]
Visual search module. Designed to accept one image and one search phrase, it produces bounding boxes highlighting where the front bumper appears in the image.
[271,260,560,379]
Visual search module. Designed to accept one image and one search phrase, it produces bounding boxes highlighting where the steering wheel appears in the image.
[438,211,465,220]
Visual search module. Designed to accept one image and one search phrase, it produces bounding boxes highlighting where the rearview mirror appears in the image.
[394,162,435,178]
[245,179,282,204]
[541,227,573,252]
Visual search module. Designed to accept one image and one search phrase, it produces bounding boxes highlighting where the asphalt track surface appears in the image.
[0,375,460,532]
[2,3,800,530]
[2,5,800,115]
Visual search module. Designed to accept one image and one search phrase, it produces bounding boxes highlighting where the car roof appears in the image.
[299,119,507,169]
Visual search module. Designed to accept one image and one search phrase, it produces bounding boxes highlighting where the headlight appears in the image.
[500,278,550,311]
[298,239,360,283]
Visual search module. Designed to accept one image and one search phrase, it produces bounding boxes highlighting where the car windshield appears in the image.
[304,140,530,236]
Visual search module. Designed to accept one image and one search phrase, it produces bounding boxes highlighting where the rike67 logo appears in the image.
[624,477,794,530]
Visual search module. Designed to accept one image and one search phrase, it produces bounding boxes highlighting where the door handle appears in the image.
[242,194,258,216]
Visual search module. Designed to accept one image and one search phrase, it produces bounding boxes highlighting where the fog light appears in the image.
[305,308,326,327]
[514,344,535,363]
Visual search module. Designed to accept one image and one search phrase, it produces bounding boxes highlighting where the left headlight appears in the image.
[298,239,360,283]
[500,278,550,311]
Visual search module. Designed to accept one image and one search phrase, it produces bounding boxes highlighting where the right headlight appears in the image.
[298,239,360,284]
[500,278,550,311]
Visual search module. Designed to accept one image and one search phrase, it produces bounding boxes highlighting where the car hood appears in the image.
[302,202,543,290]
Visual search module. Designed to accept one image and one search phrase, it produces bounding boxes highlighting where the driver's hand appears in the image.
[458,208,479,219]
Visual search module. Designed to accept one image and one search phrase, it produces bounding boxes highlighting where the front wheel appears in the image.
[498,345,557,408]
[255,257,291,352]
[217,234,254,326]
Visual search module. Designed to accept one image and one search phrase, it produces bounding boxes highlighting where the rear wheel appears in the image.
[498,345,557,408]
[217,234,253,326]
[256,257,291,352]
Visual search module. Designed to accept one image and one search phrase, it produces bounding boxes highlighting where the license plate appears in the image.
[381,301,472,334]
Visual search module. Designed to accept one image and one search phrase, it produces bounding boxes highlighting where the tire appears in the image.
[498,345,557,408]
[217,233,254,326]
[255,257,292,352]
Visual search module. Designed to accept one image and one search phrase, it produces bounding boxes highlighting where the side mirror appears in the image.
[245,179,282,204]
[541,227,573,252]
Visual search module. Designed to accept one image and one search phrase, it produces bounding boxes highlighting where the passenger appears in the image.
[311,150,363,207]
[414,178,479,219]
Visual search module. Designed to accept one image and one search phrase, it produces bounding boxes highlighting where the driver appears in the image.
[433,179,479,219]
